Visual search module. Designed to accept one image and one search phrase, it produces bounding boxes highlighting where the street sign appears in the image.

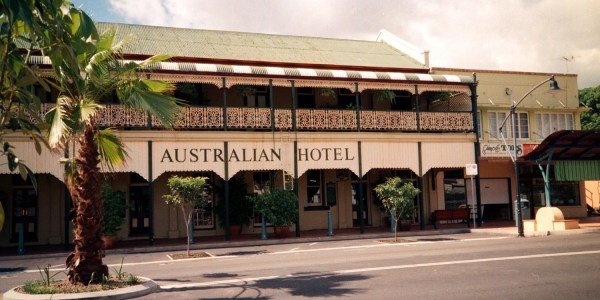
[465,163,478,176]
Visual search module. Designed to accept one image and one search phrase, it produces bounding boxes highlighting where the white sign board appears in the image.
[465,163,478,176]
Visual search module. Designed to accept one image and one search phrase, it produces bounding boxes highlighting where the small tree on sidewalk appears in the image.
[163,176,209,256]
[374,177,420,242]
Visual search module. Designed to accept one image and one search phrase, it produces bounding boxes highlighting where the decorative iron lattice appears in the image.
[360,111,418,131]
[275,109,292,129]
[296,109,357,130]
[419,112,473,131]
[33,104,471,132]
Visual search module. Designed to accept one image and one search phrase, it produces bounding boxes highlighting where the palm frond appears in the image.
[138,54,175,67]
[94,128,128,171]
[118,80,183,128]
[46,96,72,147]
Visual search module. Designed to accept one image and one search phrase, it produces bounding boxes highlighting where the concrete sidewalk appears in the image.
[2,217,600,261]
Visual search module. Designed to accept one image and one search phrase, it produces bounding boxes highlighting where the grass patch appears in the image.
[18,274,140,295]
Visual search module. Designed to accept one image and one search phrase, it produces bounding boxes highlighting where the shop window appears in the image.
[192,172,214,230]
[535,113,574,140]
[306,170,322,205]
[488,111,529,139]
[444,170,466,209]
[11,175,37,242]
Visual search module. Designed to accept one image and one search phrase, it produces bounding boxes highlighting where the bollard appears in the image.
[261,214,267,240]
[18,223,25,255]
[188,219,194,244]
[327,207,334,236]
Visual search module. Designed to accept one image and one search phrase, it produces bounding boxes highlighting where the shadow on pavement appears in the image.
[153,271,370,299]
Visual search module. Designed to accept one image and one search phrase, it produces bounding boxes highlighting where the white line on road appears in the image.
[268,237,510,255]
[160,249,600,290]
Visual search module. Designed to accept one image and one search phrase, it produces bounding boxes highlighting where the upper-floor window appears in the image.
[535,113,574,140]
[245,86,269,108]
[477,111,482,138]
[297,87,315,109]
[488,111,529,139]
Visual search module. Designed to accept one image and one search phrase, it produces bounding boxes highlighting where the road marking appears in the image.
[160,249,600,290]
[336,249,600,274]
[268,237,510,255]
[16,255,238,274]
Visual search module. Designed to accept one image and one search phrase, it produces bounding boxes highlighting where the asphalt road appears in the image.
[1,232,600,299]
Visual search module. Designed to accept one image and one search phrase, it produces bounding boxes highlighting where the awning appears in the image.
[520,130,600,181]
[28,55,475,84]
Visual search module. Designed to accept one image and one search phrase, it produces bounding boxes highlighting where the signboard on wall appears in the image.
[480,143,522,158]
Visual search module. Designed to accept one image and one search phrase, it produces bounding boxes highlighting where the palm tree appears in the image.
[46,28,182,284]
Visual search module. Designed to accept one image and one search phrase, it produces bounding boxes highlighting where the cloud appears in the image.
[105,0,600,88]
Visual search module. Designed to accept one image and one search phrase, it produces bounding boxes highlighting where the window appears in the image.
[129,173,150,235]
[488,111,529,139]
[390,91,413,111]
[253,171,271,194]
[444,170,466,209]
[297,87,315,109]
[192,172,214,229]
[477,111,482,138]
[535,113,574,140]
[11,175,37,242]
[252,171,273,226]
[306,170,322,205]
[245,86,269,107]
[338,88,356,109]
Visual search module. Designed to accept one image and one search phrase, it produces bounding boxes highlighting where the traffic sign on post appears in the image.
[465,163,478,228]
[465,163,478,176]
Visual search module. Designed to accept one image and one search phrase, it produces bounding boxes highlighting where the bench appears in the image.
[432,208,471,229]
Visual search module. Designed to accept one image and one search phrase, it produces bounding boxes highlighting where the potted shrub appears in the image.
[374,177,420,242]
[250,188,298,238]
[237,85,257,98]
[101,182,128,249]
[215,175,253,236]
[376,90,397,103]
[318,87,336,98]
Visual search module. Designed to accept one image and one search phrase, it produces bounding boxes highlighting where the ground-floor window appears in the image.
[519,165,580,207]
[444,170,466,209]
[11,175,37,242]
[253,171,272,226]
[351,172,368,226]
[129,173,150,236]
[306,170,322,205]
[192,172,215,230]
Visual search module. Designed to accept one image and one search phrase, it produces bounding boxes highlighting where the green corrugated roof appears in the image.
[96,22,426,70]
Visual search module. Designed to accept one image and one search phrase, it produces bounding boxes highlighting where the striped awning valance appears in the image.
[28,56,474,84]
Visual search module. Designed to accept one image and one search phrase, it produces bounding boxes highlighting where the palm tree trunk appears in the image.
[66,123,108,284]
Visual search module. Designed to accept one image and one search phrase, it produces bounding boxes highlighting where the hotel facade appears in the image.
[0,23,584,247]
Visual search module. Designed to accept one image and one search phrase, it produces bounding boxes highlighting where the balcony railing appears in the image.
[40,103,473,132]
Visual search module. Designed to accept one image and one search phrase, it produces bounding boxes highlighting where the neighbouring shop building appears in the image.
[0,23,585,248]
[433,68,586,220]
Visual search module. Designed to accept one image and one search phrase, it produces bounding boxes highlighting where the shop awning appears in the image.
[520,130,600,181]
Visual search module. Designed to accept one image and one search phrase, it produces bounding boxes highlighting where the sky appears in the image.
[71,0,600,89]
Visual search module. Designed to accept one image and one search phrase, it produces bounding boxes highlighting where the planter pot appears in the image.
[229,224,243,236]
[273,226,290,238]
[102,235,119,249]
